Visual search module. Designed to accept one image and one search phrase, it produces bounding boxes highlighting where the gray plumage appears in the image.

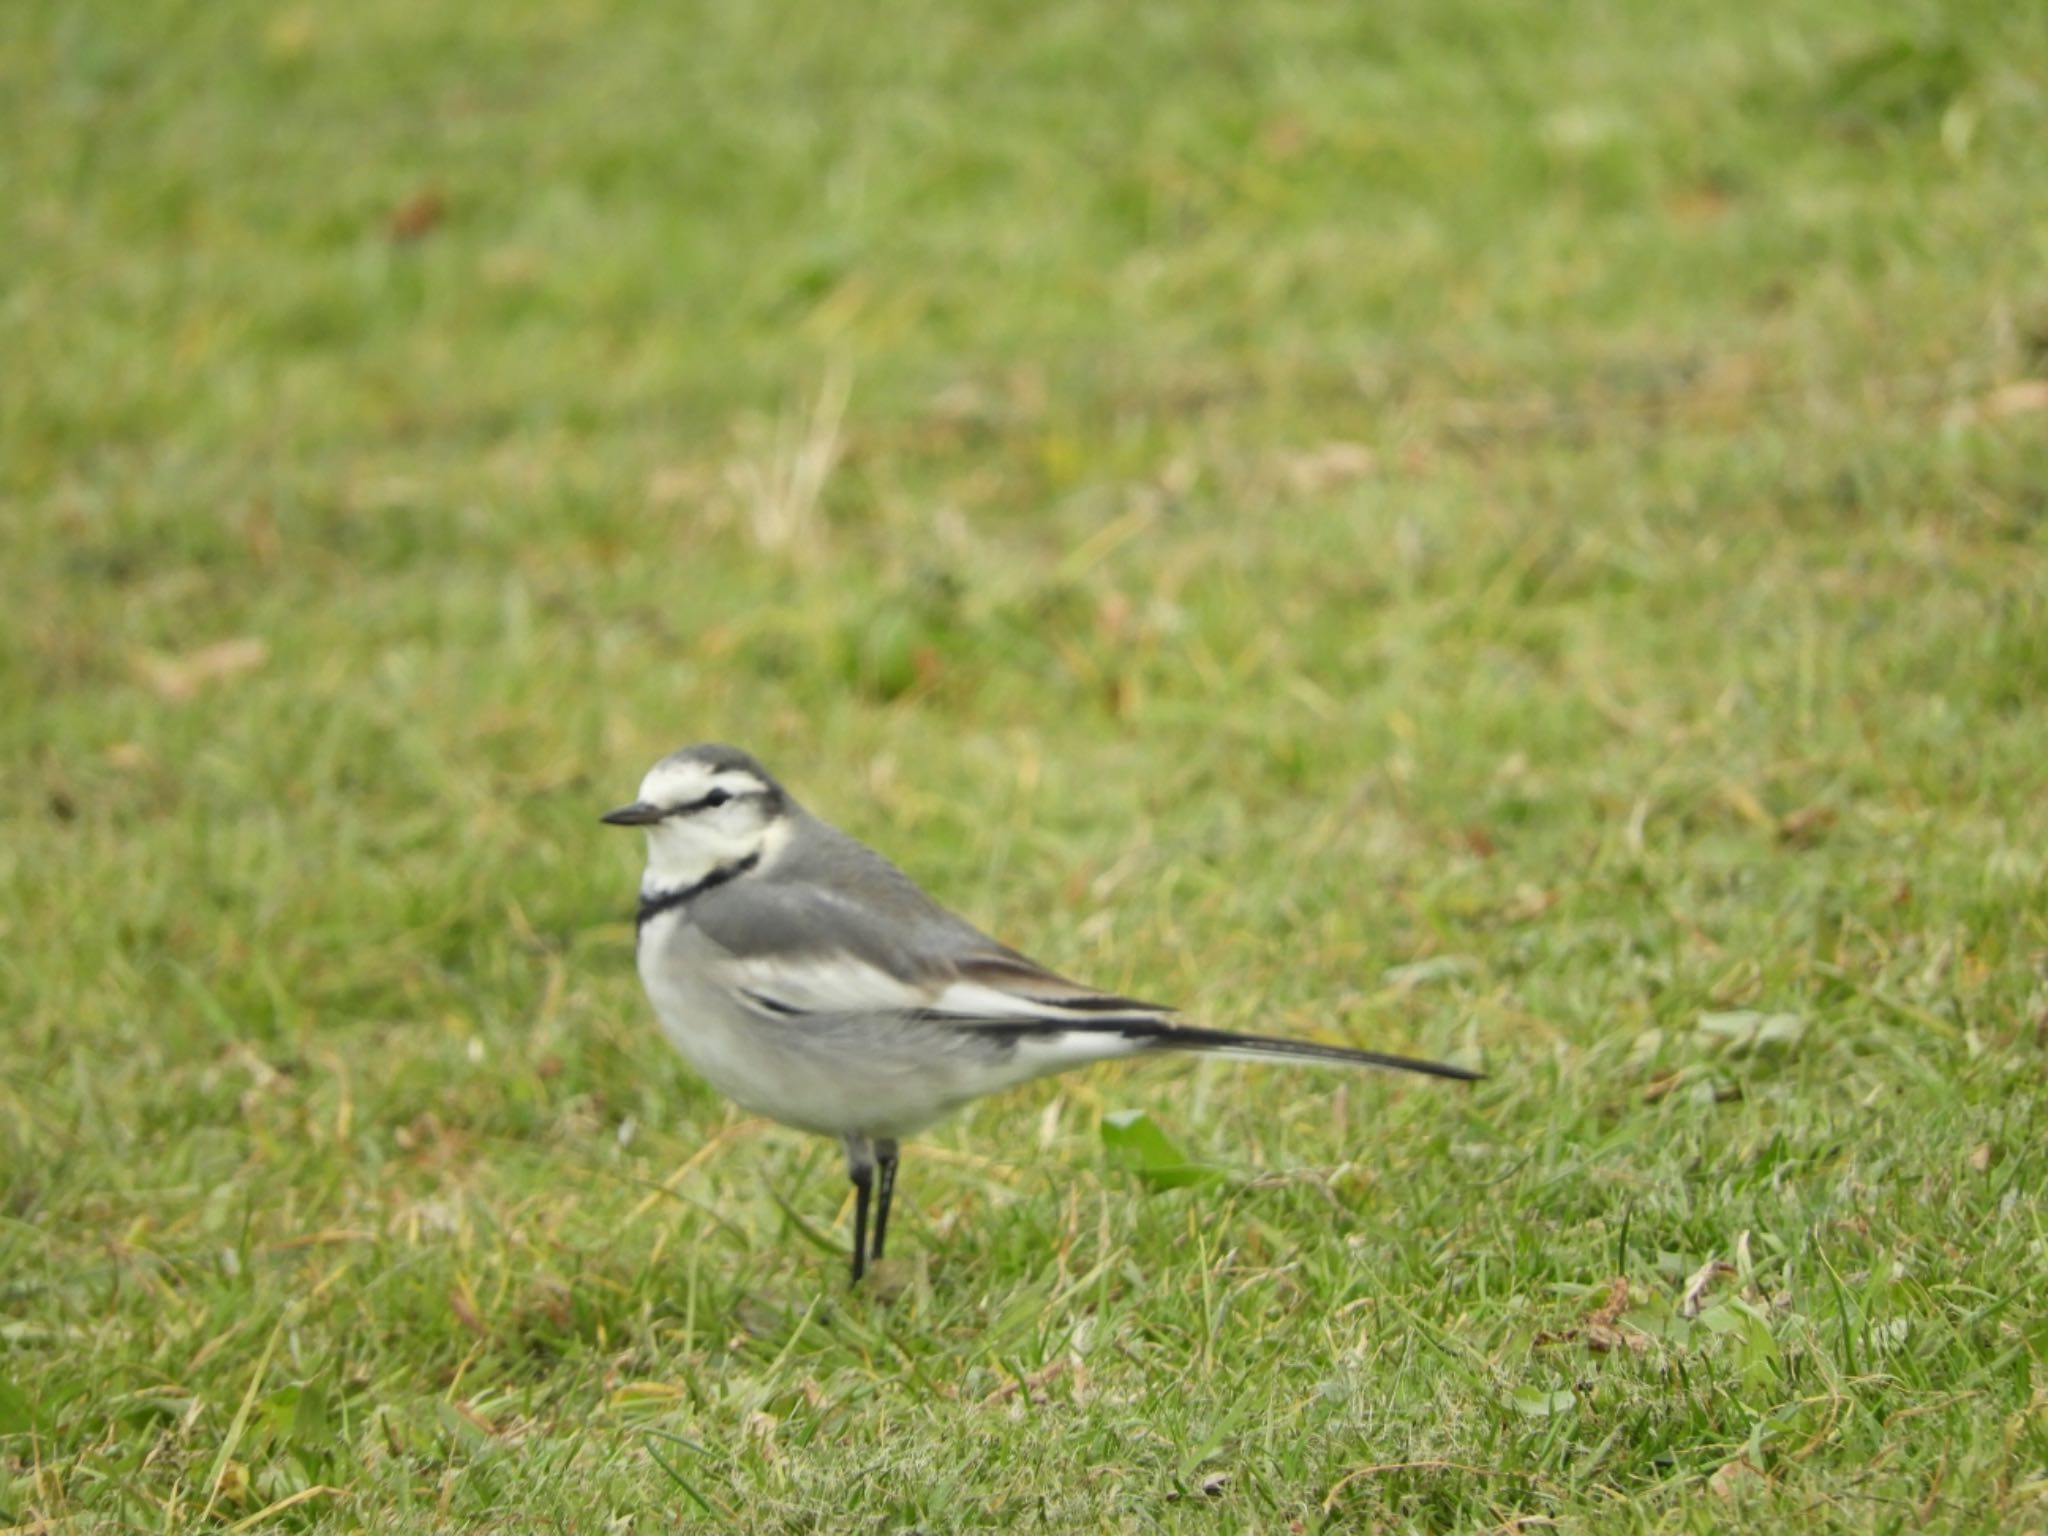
[696,809,1017,976]
[605,742,1481,1279]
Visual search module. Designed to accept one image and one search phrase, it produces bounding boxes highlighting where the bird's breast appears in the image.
[630,910,999,1139]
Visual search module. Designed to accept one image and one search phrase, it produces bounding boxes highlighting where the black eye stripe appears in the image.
[661,787,761,819]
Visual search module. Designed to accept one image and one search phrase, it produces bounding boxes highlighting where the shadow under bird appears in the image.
[604,743,1482,1281]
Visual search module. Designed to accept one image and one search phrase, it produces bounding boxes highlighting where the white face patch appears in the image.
[634,757,783,894]
[637,759,771,809]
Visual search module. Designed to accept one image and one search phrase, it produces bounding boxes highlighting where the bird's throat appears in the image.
[636,852,760,929]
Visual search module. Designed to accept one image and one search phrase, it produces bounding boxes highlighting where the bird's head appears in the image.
[602,743,792,892]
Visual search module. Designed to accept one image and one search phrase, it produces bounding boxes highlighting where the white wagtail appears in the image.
[604,743,1481,1281]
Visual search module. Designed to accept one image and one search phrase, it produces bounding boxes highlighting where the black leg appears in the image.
[843,1135,876,1284]
[871,1140,900,1262]
[849,1162,872,1283]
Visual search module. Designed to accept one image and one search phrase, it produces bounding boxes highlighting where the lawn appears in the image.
[4,0,2046,1530]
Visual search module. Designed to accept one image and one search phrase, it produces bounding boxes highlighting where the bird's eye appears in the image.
[701,789,732,810]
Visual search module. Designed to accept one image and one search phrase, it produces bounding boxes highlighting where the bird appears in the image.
[603,743,1481,1282]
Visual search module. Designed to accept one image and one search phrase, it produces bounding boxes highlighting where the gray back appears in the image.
[683,809,1026,984]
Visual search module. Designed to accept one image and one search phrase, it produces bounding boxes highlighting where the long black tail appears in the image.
[970,1015,1483,1082]
[1135,1021,1483,1081]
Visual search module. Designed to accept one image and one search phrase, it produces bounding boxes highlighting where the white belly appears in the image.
[635,911,977,1138]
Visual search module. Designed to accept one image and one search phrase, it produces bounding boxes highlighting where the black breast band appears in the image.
[636,852,760,930]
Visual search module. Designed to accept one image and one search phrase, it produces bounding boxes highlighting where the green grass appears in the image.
[5,0,2047,1529]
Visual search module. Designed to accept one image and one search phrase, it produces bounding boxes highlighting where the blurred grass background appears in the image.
[3,0,2046,1530]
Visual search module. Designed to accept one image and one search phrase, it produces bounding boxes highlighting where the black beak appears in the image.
[600,801,665,826]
